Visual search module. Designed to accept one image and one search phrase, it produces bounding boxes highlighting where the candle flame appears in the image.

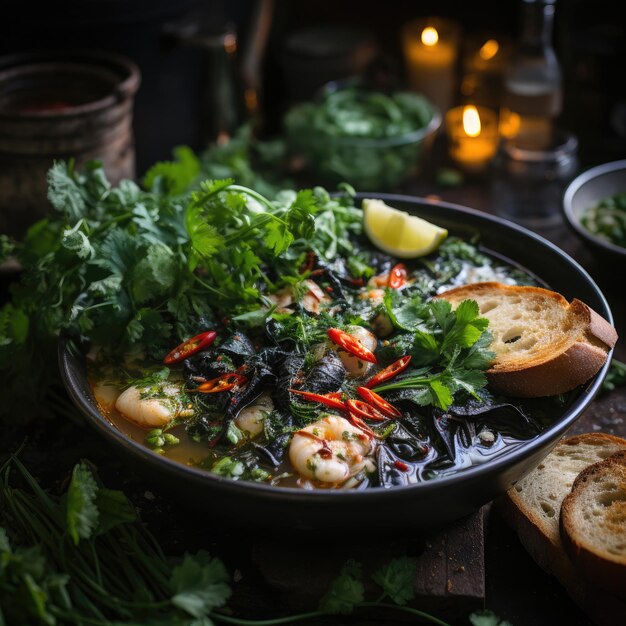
[421,27,439,46]
[479,39,499,61]
[463,106,481,137]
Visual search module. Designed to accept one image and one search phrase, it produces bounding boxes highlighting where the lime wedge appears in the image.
[362,198,448,258]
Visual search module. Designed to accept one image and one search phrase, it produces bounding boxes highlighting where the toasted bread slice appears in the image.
[437,282,617,397]
[561,450,626,599]
[501,433,626,581]
[499,434,626,625]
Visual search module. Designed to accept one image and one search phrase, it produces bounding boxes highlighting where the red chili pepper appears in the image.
[365,355,411,388]
[356,387,402,419]
[345,399,387,422]
[288,389,346,412]
[388,263,408,289]
[347,413,377,439]
[327,328,378,364]
[195,373,247,393]
[394,460,410,472]
[163,331,217,365]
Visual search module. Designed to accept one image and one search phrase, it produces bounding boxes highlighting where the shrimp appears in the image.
[289,415,376,485]
[359,288,394,338]
[115,382,182,428]
[268,280,331,314]
[235,393,273,438]
[333,325,378,378]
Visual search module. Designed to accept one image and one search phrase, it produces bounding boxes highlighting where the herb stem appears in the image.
[228,185,276,211]
[359,602,452,626]
[90,211,134,237]
[373,373,438,394]
[212,610,324,625]
[191,273,229,298]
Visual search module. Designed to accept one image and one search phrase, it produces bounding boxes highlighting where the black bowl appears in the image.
[59,193,613,532]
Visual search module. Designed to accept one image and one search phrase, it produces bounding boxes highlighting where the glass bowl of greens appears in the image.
[563,159,626,260]
[284,83,441,191]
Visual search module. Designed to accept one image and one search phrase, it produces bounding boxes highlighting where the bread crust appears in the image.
[560,451,626,600]
[571,298,619,348]
[487,340,610,397]
[436,282,617,398]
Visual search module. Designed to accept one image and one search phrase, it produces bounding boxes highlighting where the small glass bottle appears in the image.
[500,0,562,150]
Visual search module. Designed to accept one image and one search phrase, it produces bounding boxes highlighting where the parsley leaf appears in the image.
[65,462,99,545]
[95,487,137,535]
[371,556,416,606]
[374,297,494,410]
[170,552,231,618]
[469,609,514,626]
[47,160,87,220]
[318,560,364,615]
[131,244,178,304]
[144,146,201,196]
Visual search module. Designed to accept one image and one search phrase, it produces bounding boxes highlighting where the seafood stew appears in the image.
[88,190,567,491]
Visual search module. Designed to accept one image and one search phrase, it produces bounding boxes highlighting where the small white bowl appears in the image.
[563,159,626,259]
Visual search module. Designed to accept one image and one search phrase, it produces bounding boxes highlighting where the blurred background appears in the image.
[2,0,624,175]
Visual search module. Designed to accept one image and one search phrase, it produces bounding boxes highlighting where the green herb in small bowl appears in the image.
[563,159,626,260]
[581,191,626,249]
[285,84,441,190]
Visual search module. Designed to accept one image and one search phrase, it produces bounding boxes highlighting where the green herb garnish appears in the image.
[581,191,626,248]
[376,295,494,410]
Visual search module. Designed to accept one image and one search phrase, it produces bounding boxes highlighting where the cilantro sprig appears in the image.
[0,160,361,422]
[376,293,494,410]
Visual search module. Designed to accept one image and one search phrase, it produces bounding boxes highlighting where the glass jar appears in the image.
[491,128,578,227]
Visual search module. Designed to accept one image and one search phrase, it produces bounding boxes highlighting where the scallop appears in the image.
[115,383,181,428]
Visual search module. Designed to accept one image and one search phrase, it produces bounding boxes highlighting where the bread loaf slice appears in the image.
[437,282,617,397]
[499,434,626,626]
[501,433,626,582]
[561,450,626,599]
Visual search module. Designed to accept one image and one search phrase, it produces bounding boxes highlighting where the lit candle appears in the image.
[402,17,460,113]
[446,104,499,173]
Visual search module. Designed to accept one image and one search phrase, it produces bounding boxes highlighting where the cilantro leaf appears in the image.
[462,331,496,370]
[263,218,293,255]
[61,223,94,259]
[131,245,178,304]
[92,229,143,277]
[95,488,137,535]
[373,297,494,410]
[0,234,14,264]
[185,204,224,263]
[144,146,201,196]
[441,300,488,354]
[0,304,29,346]
[371,556,416,606]
[383,290,428,333]
[0,526,11,553]
[170,552,231,618]
[65,462,99,545]
[469,609,514,626]
[318,560,364,615]
[47,161,86,221]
